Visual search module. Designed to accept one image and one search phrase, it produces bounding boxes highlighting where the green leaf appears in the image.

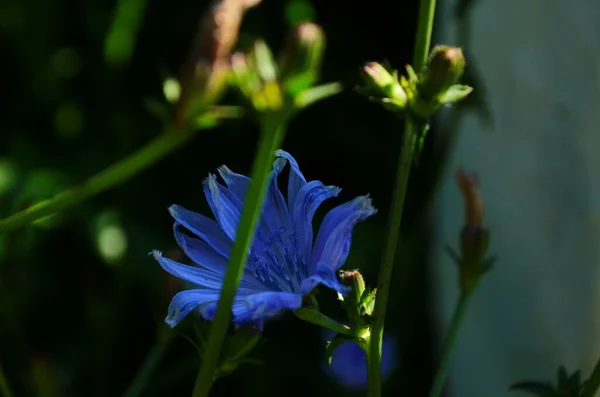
[557,366,569,388]
[359,287,377,317]
[194,106,245,129]
[104,0,148,67]
[510,381,558,396]
[438,84,473,104]
[294,82,343,109]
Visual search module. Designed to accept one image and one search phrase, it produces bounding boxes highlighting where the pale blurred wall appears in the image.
[434,0,600,396]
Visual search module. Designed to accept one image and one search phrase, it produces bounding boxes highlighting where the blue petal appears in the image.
[153,250,259,291]
[292,180,341,260]
[275,150,307,210]
[169,205,232,257]
[218,165,250,201]
[165,289,220,327]
[153,250,227,289]
[233,291,303,324]
[300,262,350,295]
[196,291,302,325]
[203,174,243,240]
[173,225,264,288]
[259,168,292,236]
[310,196,377,273]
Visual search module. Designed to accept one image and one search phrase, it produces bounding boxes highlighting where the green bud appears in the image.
[339,270,376,326]
[278,22,326,95]
[359,62,407,110]
[230,52,252,97]
[251,40,278,83]
[418,45,466,102]
[172,0,262,127]
[231,44,283,111]
[340,269,366,305]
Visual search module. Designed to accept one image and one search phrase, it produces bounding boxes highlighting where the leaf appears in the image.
[510,381,558,396]
[104,0,148,67]
[359,288,377,317]
[294,82,343,109]
[557,366,569,388]
[438,84,473,104]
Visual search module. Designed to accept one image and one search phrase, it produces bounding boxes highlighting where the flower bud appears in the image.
[340,269,366,306]
[418,45,466,102]
[455,168,484,228]
[454,169,494,295]
[278,23,326,95]
[231,41,283,111]
[173,0,261,127]
[359,62,407,110]
[339,270,378,325]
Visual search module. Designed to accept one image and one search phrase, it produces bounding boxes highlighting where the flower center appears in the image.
[248,226,308,292]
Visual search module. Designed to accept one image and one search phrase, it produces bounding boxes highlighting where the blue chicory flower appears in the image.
[323,330,398,390]
[153,150,376,327]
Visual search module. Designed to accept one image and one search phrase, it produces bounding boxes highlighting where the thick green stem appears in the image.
[582,356,600,397]
[122,332,174,397]
[428,292,471,397]
[0,127,195,233]
[190,113,287,397]
[367,118,416,396]
[0,361,14,397]
[366,0,437,395]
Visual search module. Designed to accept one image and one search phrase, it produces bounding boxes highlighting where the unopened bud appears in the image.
[250,40,278,83]
[418,45,466,101]
[340,270,374,325]
[173,0,262,127]
[340,269,366,305]
[454,168,493,295]
[360,62,407,110]
[278,23,326,95]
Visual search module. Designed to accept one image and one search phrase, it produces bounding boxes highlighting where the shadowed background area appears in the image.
[0,0,480,395]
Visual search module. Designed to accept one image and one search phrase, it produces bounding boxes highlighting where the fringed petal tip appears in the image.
[203,172,218,188]
[216,164,230,175]
[357,195,378,217]
[164,289,221,328]
[167,204,179,218]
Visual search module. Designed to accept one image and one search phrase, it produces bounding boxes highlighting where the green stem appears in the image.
[366,1,437,395]
[122,332,174,397]
[294,308,355,336]
[0,361,14,397]
[428,292,472,397]
[412,0,438,72]
[0,127,194,233]
[190,113,287,397]
[582,357,600,397]
[367,118,416,396]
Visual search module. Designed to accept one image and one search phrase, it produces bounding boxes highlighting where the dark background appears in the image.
[0,0,484,395]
